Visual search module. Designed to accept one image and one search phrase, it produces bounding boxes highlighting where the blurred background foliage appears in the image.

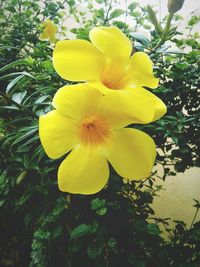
[0,0,200,266]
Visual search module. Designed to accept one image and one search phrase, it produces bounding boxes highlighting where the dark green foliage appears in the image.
[0,0,200,266]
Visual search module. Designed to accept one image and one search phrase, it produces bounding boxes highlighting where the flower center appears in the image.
[101,62,132,90]
[80,115,110,145]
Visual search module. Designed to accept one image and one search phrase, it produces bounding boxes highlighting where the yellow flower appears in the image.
[52,26,167,123]
[39,84,156,195]
[40,19,57,43]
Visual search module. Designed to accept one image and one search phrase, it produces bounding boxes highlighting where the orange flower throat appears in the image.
[80,115,110,145]
[101,62,132,90]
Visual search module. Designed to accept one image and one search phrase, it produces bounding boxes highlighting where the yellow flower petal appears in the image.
[132,87,167,121]
[129,52,159,89]
[89,26,132,60]
[87,82,163,128]
[53,40,105,81]
[52,83,102,120]
[39,110,78,159]
[40,32,49,40]
[104,128,156,180]
[58,145,109,194]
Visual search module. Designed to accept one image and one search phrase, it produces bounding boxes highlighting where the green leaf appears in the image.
[193,199,200,209]
[95,8,104,19]
[87,243,104,259]
[110,9,124,19]
[188,15,200,26]
[113,21,128,29]
[96,207,107,216]
[175,62,189,70]
[91,198,106,210]
[16,171,27,185]
[147,223,161,235]
[70,224,91,239]
[147,5,163,34]
[107,238,117,248]
[35,95,49,104]
[0,71,35,82]
[0,59,31,73]
[130,32,150,46]
[128,2,138,12]
[11,127,38,147]
[12,91,27,104]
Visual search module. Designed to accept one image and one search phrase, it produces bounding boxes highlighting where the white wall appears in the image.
[151,167,200,229]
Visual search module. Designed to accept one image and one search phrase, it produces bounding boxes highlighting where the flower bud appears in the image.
[167,0,185,13]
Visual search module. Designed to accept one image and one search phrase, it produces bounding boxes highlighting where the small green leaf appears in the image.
[130,32,150,46]
[16,171,27,185]
[147,223,161,235]
[110,9,124,19]
[70,224,91,239]
[128,2,138,11]
[12,91,27,104]
[96,207,107,216]
[87,243,104,259]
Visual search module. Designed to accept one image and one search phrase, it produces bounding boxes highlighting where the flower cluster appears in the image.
[39,26,167,195]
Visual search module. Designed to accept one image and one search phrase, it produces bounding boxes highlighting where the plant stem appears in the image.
[103,0,113,26]
[190,207,199,229]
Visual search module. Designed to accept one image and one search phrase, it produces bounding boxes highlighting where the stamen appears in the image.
[80,115,110,145]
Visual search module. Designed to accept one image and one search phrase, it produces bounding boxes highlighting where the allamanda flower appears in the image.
[52,26,167,123]
[40,19,57,43]
[39,84,157,195]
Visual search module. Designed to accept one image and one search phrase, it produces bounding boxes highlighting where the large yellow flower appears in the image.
[40,19,57,43]
[39,84,157,195]
[52,26,167,123]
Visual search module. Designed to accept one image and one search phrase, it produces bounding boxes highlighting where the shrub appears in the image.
[0,0,200,266]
